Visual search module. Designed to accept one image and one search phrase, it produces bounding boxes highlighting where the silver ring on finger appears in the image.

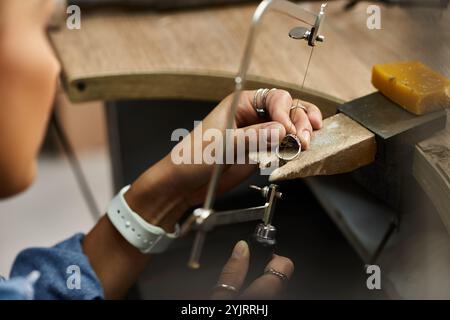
[214,283,239,293]
[290,104,307,113]
[253,88,267,118]
[262,88,277,112]
[264,268,289,282]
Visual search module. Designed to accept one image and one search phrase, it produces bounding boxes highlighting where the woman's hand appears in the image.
[84,90,315,299]
[211,241,294,300]
[125,89,322,231]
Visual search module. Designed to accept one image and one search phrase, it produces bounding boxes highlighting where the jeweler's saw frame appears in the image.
[180,0,327,269]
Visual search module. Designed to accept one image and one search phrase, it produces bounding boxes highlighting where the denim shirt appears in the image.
[0,233,104,300]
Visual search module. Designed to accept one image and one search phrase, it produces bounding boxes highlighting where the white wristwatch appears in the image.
[106,185,179,254]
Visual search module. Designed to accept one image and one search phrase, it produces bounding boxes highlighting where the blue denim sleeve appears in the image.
[9,233,104,300]
[0,275,37,300]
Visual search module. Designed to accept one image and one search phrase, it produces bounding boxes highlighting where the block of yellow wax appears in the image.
[372,61,450,115]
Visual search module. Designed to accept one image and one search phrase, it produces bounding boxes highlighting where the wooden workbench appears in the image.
[50,1,449,103]
[49,1,450,299]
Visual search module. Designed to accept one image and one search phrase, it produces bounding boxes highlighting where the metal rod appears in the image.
[188,231,206,269]
[263,185,278,225]
[51,112,101,221]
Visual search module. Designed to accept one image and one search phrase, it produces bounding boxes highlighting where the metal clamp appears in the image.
[289,3,327,46]
[183,184,282,269]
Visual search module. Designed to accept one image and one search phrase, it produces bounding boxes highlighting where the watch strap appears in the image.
[106,185,179,254]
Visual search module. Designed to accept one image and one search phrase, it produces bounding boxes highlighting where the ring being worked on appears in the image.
[264,268,289,281]
[276,133,301,161]
[214,283,238,293]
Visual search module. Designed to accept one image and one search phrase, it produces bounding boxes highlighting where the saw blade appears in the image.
[292,46,315,122]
